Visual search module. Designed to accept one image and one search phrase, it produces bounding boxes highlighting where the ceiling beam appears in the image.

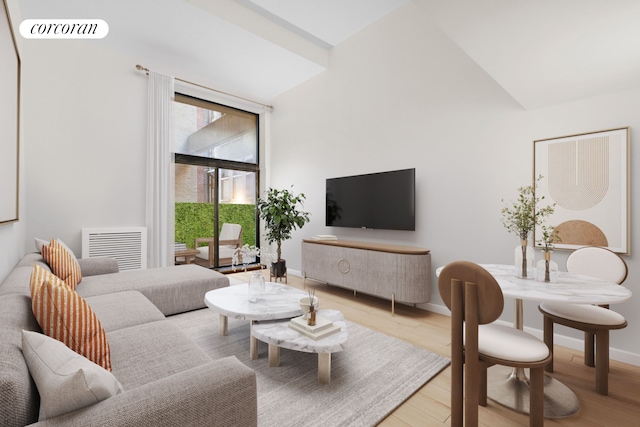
[186,0,329,69]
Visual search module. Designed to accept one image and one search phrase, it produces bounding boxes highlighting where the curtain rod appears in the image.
[135,64,273,110]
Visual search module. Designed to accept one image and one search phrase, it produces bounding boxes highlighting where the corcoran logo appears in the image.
[19,19,109,39]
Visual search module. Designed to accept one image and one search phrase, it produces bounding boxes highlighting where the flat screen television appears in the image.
[326,168,415,231]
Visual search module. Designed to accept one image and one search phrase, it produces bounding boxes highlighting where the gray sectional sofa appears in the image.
[0,252,258,427]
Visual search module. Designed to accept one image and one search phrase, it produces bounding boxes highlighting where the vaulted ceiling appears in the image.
[18,0,640,109]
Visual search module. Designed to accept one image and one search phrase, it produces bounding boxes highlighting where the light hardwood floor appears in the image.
[229,270,640,426]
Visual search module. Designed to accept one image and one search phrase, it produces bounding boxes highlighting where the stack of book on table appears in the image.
[289,315,341,340]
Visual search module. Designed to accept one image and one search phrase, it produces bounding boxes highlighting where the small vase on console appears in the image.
[514,240,535,279]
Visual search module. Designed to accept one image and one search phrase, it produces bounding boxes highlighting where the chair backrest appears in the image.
[566,247,628,284]
[438,261,505,427]
[438,261,504,325]
[219,223,242,246]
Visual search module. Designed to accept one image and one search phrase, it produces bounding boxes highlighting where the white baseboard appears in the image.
[421,302,451,316]
[512,321,640,367]
[288,268,302,278]
[287,269,640,367]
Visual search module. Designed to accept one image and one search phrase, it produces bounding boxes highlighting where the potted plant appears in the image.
[257,187,311,278]
[501,175,555,278]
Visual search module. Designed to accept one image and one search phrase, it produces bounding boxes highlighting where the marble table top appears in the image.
[436,264,632,305]
[251,309,348,354]
[204,282,308,321]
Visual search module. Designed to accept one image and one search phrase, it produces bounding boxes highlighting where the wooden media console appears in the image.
[301,239,431,314]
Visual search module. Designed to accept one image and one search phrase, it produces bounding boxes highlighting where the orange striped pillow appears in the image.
[30,265,112,371]
[41,238,82,290]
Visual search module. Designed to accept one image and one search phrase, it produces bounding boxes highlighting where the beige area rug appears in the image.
[169,309,450,427]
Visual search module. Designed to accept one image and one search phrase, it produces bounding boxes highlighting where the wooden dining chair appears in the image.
[439,261,551,427]
[538,246,628,395]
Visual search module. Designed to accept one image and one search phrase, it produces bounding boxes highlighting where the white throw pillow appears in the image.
[34,237,49,253]
[21,330,123,420]
[35,237,78,260]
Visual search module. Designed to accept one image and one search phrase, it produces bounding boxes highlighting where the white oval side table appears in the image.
[251,309,348,384]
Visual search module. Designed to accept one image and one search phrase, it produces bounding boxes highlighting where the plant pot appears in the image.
[271,259,287,278]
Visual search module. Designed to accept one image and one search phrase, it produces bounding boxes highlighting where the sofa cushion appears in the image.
[30,265,112,371]
[77,257,120,277]
[0,266,34,297]
[107,320,212,391]
[196,245,237,261]
[15,252,50,269]
[77,264,229,316]
[21,330,124,420]
[19,358,257,427]
[84,291,166,332]
[40,239,82,289]
[0,253,47,296]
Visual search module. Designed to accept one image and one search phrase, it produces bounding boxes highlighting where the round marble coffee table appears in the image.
[251,309,348,384]
[204,282,308,359]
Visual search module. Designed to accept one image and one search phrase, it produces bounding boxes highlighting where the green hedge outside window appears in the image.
[175,203,256,249]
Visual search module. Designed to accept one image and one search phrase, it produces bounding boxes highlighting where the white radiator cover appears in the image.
[82,227,147,270]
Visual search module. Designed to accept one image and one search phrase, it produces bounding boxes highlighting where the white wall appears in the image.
[269,3,640,363]
[0,0,26,283]
[21,40,147,255]
[17,34,270,262]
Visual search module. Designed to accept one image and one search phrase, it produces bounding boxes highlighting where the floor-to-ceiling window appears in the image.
[173,94,259,269]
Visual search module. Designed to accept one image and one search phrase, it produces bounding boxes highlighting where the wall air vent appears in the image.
[82,227,147,271]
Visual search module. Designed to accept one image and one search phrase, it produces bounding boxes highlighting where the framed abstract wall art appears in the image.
[533,127,630,254]
[0,0,20,224]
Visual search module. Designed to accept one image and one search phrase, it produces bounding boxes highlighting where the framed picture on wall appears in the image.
[533,127,630,254]
[0,0,20,224]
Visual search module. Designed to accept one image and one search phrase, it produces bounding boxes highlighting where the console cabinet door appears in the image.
[338,247,367,292]
[396,253,431,303]
[301,242,344,286]
[345,249,397,299]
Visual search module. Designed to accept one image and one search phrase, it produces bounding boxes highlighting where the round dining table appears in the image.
[436,263,632,419]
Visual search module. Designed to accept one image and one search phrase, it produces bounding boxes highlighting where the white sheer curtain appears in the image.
[146,72,175,268]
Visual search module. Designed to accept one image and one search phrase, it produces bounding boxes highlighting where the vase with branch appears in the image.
[232,244,275,302]
[536,225,560,282]
[501,175,555,278]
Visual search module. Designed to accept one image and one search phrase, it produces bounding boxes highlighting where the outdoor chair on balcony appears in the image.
[194,223,243,268]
